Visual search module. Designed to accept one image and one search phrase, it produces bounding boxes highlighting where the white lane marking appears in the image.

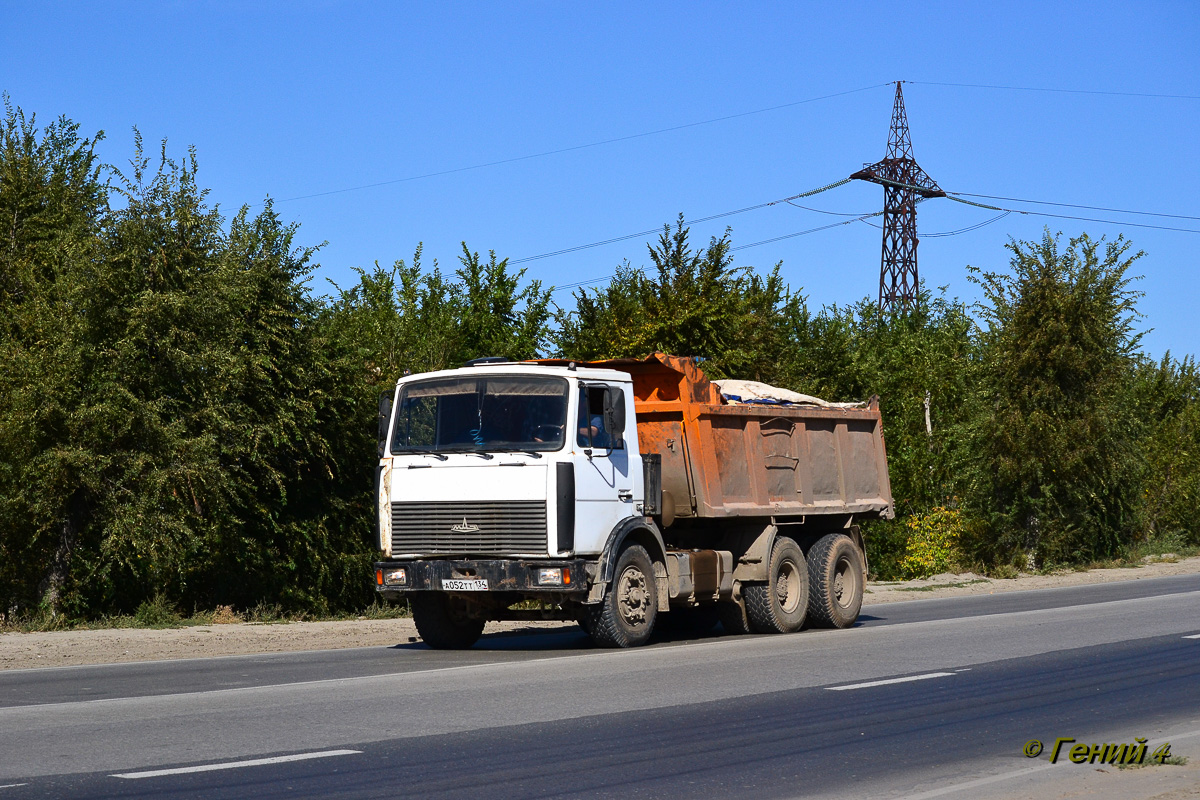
[1184,634,1200,639]
[111,749,361,779]
[826,672,955,691]
[0,785,29,790]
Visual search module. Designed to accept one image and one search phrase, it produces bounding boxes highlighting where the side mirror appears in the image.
[603,388,626,448]
[377,390,393,457]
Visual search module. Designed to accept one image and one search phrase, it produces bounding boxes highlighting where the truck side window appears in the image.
[577,386,610,448]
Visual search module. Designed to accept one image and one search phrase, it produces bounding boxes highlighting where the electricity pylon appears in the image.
[851,82,945,312]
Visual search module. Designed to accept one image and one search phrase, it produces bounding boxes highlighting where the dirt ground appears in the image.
[2,555,1198,671]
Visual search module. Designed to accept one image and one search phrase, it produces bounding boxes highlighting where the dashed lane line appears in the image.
[110,749,362,779]
[826,672,956,691]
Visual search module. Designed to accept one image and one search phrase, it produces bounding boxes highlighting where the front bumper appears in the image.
[374,558,592,594]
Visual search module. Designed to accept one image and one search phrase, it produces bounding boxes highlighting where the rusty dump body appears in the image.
[536,353,894,526]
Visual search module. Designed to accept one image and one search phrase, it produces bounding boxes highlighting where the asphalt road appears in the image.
[1,574,1198,799]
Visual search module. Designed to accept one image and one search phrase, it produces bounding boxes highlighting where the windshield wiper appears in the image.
[513,450,543,458]
[467,452,494,460]
[421,452,449,461]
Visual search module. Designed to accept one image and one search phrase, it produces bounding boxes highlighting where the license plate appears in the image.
[441,578,488,591]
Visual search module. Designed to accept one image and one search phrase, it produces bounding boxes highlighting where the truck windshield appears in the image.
[391,376,569,454]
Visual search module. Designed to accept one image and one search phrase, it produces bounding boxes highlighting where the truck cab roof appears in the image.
[396,362,632,386]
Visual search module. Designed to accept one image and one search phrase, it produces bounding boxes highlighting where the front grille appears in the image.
[391,500,548,555]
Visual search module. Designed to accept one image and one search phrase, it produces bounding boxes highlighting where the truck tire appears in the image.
[585,544,658,648]
[744,536,809,633]
[410,592,486,649]
[807,533,865,629]
[717,600,753,635]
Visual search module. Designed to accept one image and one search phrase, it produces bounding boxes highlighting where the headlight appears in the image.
[537,567,570,586]
[383,568,407,586]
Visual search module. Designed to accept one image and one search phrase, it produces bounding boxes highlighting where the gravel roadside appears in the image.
[2,556,1198,671]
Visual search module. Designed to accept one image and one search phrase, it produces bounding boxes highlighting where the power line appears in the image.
[266,79,1194,208]
[514,178,853,265]
[908,81,1200,101]
[785,200,872,216]
[945,196,1200,234]
[730,214,882,251]
[948,192,1200,222]
[920,211,1012,238]
[552,212,883,293]
[273,83,891,204]
[546,181,1200,295]
[864,176,1200,234]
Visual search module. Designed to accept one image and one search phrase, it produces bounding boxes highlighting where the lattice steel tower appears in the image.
[851,82,945,312]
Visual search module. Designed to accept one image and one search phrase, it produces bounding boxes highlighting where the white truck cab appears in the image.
[374,360,663,648]
[378,360,643,559]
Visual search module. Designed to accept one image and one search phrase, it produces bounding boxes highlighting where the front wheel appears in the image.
[410,592,486,649]
[807,533,865,629]
[585,544,658,648]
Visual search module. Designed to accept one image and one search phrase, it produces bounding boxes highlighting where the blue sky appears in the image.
[5,2,1199,357]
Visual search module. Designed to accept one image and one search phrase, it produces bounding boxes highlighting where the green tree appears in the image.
[554,216,797,382]
[1130,353,1200,546]
[0,101,107,617]
[0,113,371,619]
[962,230,1145,568]
[453,244,551,363]
[324,243,552,388]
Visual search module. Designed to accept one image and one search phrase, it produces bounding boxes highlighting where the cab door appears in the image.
[571,382,640,554]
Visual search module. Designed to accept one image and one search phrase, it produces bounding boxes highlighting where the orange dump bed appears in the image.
[537,353,894,521]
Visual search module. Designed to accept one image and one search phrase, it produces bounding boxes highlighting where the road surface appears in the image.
[1,574,1198,799]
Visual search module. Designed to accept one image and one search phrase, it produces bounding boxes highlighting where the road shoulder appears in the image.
[2,555,1198,670]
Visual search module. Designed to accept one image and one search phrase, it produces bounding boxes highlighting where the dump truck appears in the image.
[373,352,893,648]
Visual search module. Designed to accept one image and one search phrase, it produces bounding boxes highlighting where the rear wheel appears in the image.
[807,533,865,629]
[585,544,658,648]
[410,592,486,649]
[745,536,808,633]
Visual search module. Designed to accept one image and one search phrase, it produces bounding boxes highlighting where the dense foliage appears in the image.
[960,233,1146,568]
[3,105,1198,620]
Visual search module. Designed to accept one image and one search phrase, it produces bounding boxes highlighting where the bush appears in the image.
[133,595,182,627]
[900,506,965,579]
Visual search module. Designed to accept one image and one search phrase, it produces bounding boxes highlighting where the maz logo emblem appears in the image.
[451,518,480,533]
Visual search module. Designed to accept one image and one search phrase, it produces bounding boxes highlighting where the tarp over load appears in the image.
[712,379,867,409]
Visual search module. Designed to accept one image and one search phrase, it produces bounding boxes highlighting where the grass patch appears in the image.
[896,579,991,592]
[1060,542,1200,574]
[0,598,409,633]
[1119,755,1188,770]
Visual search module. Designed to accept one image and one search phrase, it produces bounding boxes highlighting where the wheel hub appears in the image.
[618,567,650,626]
[833,560,850,607]
[775,560,801,613]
